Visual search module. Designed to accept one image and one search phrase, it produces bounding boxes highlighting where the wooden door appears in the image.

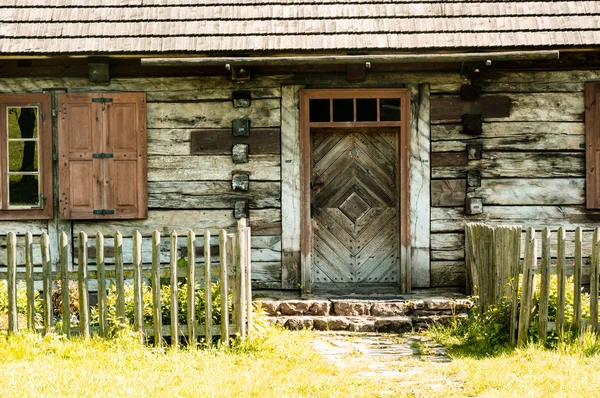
[311,127,400,287]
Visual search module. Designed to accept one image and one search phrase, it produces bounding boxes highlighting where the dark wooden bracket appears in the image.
[462,114,483,135]
[466,144,482,160]
[232,118,250,136]
[233,91,251,108]
[232,173,249,191]
[461,84,481,101]
[431,96,511,122]
[88,57,110,84]
[467,170,481,187]
[465,197,483,215]
[234,201,249,219]
[345,64,366,83]
[231,66,250,82]
[232,144,249,163]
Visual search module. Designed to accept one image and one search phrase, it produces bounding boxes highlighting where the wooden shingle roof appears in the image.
[1,0,599,55]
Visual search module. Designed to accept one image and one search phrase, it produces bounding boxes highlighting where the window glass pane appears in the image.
[332,99,353,122]
[8,107,38,139]
[380,98,401,121]
[309,99,330,122]
[8,141,38,172]
[356,98,377,121]
[9,174,39,207]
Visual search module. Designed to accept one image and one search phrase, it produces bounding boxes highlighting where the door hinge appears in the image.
[91,97,113,103]
[93,209,115,215]
[92,153,114,159]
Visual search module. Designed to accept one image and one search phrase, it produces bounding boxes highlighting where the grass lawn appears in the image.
[1,327,600,398]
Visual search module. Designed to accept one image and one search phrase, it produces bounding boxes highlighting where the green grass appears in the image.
[0,328,391,398]
[1,327,600,397]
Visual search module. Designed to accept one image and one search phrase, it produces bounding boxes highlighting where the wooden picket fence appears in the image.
[467,223,600,347]
[0,219,252,347]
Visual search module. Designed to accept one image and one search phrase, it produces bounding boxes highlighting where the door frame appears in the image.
[299,88,411,294]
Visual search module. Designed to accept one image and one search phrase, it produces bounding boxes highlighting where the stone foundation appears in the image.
[257,297,472,332]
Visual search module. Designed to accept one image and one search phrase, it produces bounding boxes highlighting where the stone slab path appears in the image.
[310,332,463,396]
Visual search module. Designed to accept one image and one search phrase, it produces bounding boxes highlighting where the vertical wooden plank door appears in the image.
[312,127,400,287]
[301,88,410,292]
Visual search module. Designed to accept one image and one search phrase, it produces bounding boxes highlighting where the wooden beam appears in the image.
[141,50,559,67]
[281,85,303,290]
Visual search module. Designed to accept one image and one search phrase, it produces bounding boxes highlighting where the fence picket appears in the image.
[219,230,229,346]
[187,231,196,346]
[592,228,600,332]
[574,227,583,332]
[25,232,35,331]
[133,231,143,341]
[115,231,126,328]
[60,232,70,337]
[236,225,246,339]
[204,229,212,346]
[151,231,162,347]
[78,232,90,340]
[96,232,107,337]
[518,227,536,347]
[245,226,253,337]
[556,227,566,336]
[539,227,551,341]
[170,231,179,348]
[0,219,252,347]
[7,232,17,334]
[41,232,52,333]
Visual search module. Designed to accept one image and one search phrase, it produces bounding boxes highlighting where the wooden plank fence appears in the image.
[467,223,600,347]
[0,219,252,347]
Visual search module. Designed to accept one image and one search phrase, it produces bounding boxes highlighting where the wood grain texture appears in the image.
[409,84,430,288]
[281,84,302,289]
[432,152,584,179]
[147,100,280,129]
[73,209,281,236]
[148,181,280,209]
[431,122,584,152]
[148,155,280,182]
[311,128,400,285]
[190,128,280,155]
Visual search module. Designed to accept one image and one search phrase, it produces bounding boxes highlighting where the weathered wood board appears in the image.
[73,209,281,236]
[148,155,281,181]
[431,122,584,152]
[190,128,281,155]
[432,152,584,179]
[147,99,281,129]
[148,181,281,209]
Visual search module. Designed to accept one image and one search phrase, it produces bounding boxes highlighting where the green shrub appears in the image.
[0,280,42,317]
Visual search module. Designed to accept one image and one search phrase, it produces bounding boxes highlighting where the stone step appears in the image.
[255,296,472,332]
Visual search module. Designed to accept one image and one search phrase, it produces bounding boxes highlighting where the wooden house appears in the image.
[0,0,600,295]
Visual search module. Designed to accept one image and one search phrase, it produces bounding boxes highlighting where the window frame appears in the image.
[0,94,53,220]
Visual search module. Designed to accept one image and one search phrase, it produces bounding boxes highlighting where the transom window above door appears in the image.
[307,90,403,126]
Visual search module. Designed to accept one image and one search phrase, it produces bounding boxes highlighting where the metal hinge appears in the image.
[93,209,115,215]
[91,97,113,103]
[92,153,114,159]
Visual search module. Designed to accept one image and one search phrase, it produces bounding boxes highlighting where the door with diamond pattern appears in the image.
[311,127,400,287]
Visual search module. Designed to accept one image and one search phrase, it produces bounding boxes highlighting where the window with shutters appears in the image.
[586,83,600,209]
[58,92,147,220]
[0,94,53,220]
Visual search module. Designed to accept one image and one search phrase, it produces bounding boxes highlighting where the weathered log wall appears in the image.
[0,76,286,289]
[3,68,600,291]
[430,70,600,288]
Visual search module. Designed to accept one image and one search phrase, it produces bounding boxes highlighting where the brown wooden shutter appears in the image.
[58,92,147,219]
[586,83,600,209]
[105,93,147,219]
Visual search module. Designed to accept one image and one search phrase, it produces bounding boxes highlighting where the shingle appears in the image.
[0,1,599,54]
